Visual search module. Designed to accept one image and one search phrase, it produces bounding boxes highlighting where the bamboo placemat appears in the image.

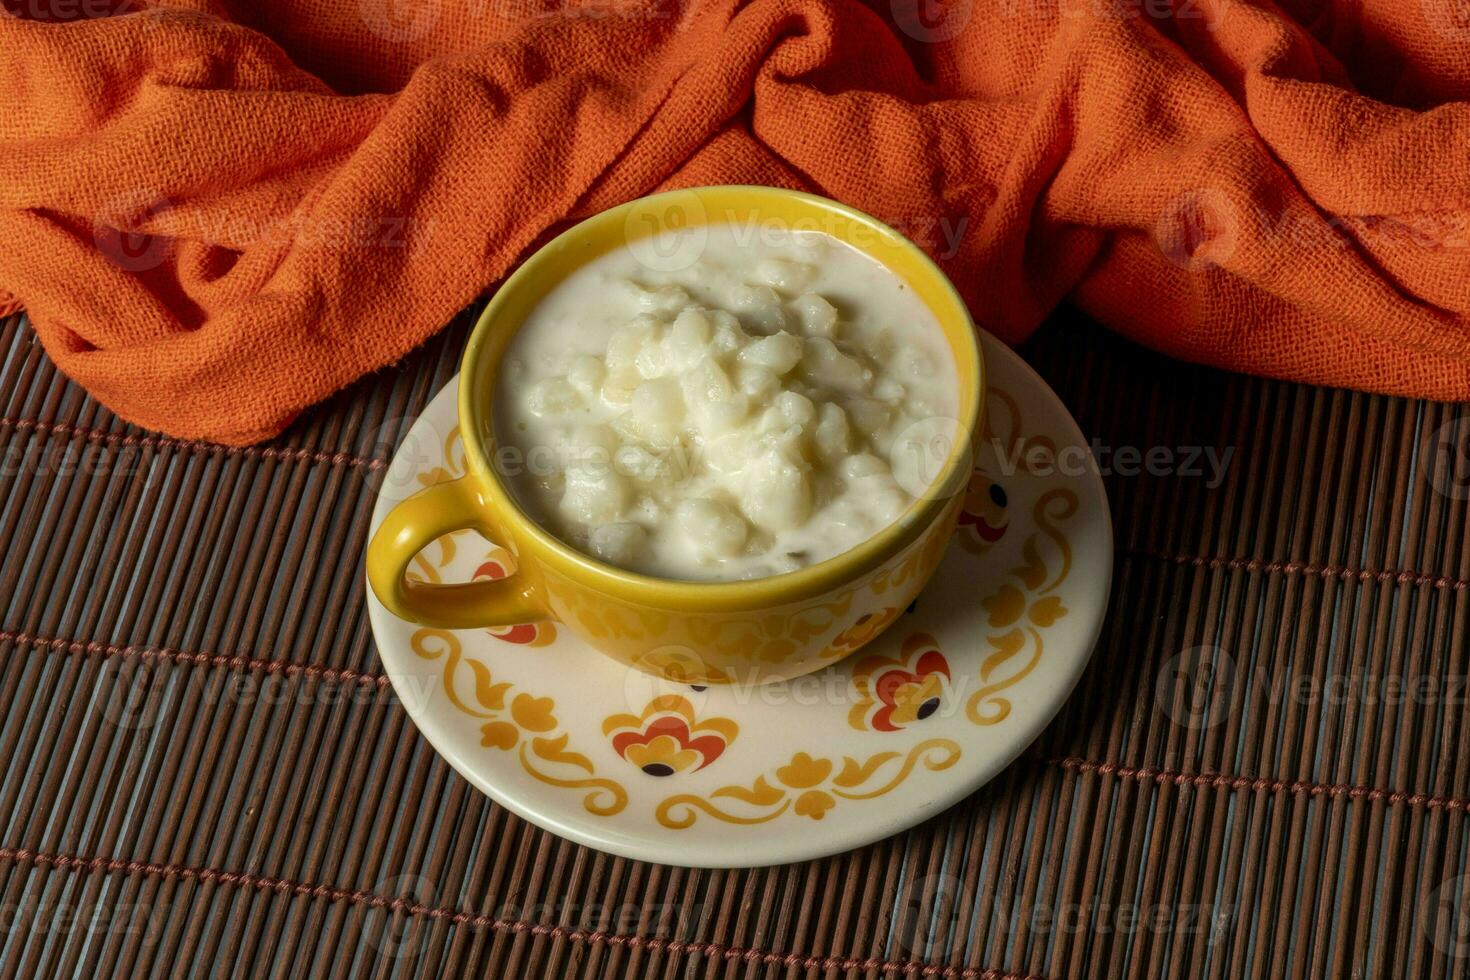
[2,304,1468,979]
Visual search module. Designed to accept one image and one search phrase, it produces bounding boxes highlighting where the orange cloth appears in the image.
[1,0,1468,444]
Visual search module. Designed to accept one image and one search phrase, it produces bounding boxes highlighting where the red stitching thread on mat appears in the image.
[1123,547,1470,592]
[0,416,386,471]
[1051,757,1470,811]
[0,629,389,691]
[0,847,1043,980]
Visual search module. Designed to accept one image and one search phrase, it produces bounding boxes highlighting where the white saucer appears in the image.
[366,331,1111,868]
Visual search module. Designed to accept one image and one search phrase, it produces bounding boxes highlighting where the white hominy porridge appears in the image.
[493,222,959,581]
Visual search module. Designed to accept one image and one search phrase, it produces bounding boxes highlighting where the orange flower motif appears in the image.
[480,721,518,750]
[779,754,836,819]
[474,559,557,646]
[510,694,556,732]
[776,752,832,788]
[822,607,901,659]
[848,633,951,732]
[981,584,1026,628]
[603,695,738,777]
[957,472,1009,554]
[794,790,836,819]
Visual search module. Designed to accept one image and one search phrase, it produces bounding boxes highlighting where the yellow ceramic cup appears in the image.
[367,186,983,685]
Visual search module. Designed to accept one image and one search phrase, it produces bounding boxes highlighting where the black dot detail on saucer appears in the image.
[642,763,676,777]
[689,685,707,692]
[989,484,1008,507]
[917,698,941,720]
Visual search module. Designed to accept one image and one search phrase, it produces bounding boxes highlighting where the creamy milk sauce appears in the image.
[493,222,958,581]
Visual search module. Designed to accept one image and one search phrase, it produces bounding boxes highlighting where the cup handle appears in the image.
[367,475,548,630]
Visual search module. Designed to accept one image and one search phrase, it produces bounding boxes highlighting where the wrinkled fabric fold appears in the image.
[1,0,1466,444]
